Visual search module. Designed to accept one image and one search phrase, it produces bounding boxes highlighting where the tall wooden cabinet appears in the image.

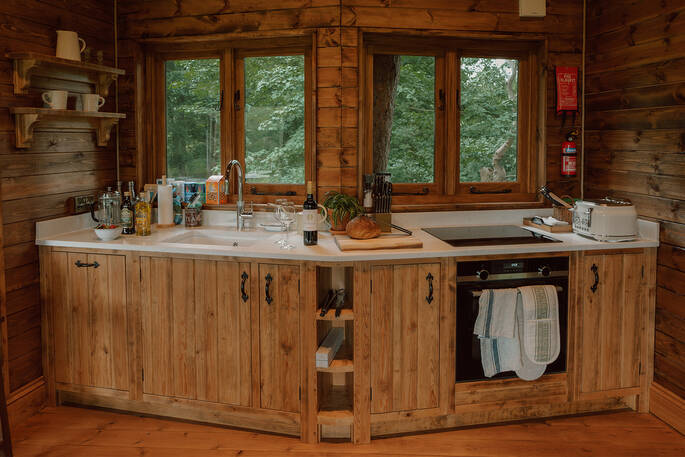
[369,262,443,414]
[256,263,301,413]
[48,252,128,391]
[574,250,654,402]
[139,257,252,405]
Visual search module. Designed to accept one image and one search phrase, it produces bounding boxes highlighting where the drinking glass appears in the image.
[275,202,296,250]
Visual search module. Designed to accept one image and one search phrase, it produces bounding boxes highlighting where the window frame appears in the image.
[361,34,544,208]
[147,37,314,204]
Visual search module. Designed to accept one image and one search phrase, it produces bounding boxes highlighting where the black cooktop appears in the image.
[422,225,562,247]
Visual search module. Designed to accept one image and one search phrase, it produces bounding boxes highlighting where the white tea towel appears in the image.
[518,285,560,365]
[474,288,518,339]
[475,288,520,377]
[514,292,546,381]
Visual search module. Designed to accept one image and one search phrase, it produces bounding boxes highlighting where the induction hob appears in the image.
[422,225,562,247]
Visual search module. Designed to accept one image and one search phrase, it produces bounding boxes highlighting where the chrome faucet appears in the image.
[225,160,253,231]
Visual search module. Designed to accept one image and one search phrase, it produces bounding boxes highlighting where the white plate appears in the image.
[259,223,284,232]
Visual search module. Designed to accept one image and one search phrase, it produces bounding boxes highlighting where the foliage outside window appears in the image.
[244,55,305,184]
[165,59,221,180]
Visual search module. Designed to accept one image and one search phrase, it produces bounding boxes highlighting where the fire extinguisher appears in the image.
[561,130,579,177]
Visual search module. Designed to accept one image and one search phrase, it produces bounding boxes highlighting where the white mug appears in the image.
[81,93,105,112]
[56,30,86,62]
[42,90,68,110]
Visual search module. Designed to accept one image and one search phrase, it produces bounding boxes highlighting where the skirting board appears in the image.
[650,382,685,434]
[7,378,46,429]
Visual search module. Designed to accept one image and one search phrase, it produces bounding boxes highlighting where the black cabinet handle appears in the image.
[469,186,512,194]
[75,260,99,268]
[240,271,249,303]
[265,273,273,305]
[590,264,599,293]
[426,272,434,304]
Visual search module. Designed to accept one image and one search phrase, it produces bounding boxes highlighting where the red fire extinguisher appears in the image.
[561,130,578,177]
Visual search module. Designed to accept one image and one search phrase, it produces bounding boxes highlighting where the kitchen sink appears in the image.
[162,229,263,247]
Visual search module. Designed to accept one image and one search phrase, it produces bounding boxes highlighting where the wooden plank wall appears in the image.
[0,0,116,399]
[585,1,685,400]
[116,0,584,200]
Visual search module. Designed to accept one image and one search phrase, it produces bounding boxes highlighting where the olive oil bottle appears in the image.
[135,192,151,236]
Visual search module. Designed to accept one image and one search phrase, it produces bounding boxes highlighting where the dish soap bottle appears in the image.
[135,192,151,236]
[121,191,135,235]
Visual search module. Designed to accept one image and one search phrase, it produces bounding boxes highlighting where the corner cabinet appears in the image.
[368,260,452,415]
[45,251,128,392]
[572,249,656,408]
[139,256,252,405]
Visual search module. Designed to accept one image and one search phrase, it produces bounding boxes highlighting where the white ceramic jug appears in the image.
[56,30,86,62]
[81,93,105,112]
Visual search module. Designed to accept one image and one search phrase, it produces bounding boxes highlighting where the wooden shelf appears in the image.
[318,386,353,425]
[316,309,354,321]
[8,52,125,97]
[9,108,125,148]
[316,344,353,373]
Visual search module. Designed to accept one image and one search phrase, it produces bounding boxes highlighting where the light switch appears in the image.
[519,0,546,17]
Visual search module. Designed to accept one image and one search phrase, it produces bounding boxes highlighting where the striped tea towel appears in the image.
[474,288,518,339]
[475,288,520,377]
[518,285,561,366]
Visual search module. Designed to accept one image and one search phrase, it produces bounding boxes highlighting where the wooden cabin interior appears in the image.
[0,0,683,455]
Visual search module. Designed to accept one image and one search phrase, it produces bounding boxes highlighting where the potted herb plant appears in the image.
[322,191,363,231]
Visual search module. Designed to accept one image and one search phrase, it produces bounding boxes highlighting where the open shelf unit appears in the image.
[315,265,355,441]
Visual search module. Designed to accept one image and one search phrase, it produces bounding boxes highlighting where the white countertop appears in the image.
[36,210,659,261]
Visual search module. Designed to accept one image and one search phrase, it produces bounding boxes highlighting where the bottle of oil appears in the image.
[135,192,151,236]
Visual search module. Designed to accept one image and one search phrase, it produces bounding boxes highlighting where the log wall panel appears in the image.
[585,0,685,404]
[0,1,116,400]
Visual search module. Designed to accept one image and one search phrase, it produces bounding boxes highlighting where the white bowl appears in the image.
[94,226,122,241]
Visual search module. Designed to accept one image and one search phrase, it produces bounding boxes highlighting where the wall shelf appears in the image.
[8,52,125,97]
[317,386,353,426]
[9,108,125,148]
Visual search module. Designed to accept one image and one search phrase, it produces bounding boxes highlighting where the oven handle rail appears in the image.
[469,285,564,298]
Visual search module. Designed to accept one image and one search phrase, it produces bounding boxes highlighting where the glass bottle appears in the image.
[135,192,151,236]
[121,192,135,235]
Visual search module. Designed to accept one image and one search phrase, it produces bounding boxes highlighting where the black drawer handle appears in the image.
[75,260,99,268]
[590,264,599,293]
[469,186,512,194]
[265,273,273,305]
[426,272,434,304]
[241,271,249,303]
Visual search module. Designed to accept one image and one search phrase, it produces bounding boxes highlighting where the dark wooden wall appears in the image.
[116,0,584,200]
[585,1,685,399]
[0,0,116,407]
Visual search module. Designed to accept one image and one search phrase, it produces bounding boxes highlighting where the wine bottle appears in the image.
[121,192,135,235]
[303,181,318,246]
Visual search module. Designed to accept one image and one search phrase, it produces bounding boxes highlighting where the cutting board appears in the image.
[522,217,572,233]
[335,235,423,251]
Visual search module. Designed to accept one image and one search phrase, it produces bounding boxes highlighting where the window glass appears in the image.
[374,55,435,183]
[244,55,305,184]
[460,57,518,183]
[165,59,221,180]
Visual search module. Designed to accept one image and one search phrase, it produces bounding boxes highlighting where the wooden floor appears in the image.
[10,406,685,456]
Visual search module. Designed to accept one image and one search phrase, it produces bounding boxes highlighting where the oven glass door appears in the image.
[456,278,568,383]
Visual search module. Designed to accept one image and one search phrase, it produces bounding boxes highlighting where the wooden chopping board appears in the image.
[335,235,423,251]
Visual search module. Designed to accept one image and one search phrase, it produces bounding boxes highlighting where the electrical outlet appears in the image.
[73,195,95,214]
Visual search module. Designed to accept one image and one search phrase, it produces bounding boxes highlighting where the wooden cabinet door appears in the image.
[257,263,300,413]
[140,257,251,405]
[370,263,441,414]
[51,252,128,390]
[577,252,645,395]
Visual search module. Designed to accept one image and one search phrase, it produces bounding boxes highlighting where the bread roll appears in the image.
[346,215,381,239]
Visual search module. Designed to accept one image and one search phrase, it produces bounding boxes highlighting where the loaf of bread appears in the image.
[346,215,381,239]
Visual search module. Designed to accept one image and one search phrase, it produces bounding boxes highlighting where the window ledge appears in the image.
[392,201,548,212]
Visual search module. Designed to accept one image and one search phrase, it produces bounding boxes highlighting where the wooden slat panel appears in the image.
[171,258,196,399]
[620,253,642,389]
[67,253,90,386]
[194,260,218,402]
[393,264,418,411]
[416,263,439,410]
[50,251,70,384]
[142,257,172,397]
[370,265,392,414]
[580,254,603,393]
[89,254,114,389]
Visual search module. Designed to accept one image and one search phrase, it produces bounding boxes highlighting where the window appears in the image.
[153,40,313,201]
[165,58,221,180]
[364,35,541,204]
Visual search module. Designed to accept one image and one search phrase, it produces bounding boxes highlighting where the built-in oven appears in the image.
[456,256,569,383]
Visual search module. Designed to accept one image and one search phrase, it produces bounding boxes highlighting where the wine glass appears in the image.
[272,199,289,246]
[275,202,296,250]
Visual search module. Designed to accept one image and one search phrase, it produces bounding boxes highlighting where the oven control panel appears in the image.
[457,257,569,282]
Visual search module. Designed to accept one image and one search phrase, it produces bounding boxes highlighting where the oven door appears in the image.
[456,278,568,383]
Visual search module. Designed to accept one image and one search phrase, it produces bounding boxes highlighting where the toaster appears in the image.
[570,198,639,242]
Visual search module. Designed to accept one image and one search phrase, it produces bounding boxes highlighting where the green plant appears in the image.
[322,191,363,226]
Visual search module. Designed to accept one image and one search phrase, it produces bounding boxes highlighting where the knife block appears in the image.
[375,212,391,233]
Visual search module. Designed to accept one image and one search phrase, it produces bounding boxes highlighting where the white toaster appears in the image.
[570,198,639,242]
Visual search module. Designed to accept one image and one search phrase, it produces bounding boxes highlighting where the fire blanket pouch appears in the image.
[555,66,578,114]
